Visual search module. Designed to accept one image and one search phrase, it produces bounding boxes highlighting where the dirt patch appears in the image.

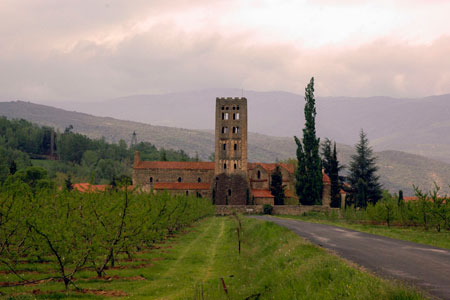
[81,275,146,282]
[109,262,153,270]
[152,257,165,261]
[12,288,127,297]
[78,289,128,297]
[0,277,59,287]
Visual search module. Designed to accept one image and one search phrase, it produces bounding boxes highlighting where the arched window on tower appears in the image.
[257,170,261,179]
[149,177,153,183]
[198,177,201,183]
[234,143,238,151]
[178,177,182,182]
[228,189,232,196]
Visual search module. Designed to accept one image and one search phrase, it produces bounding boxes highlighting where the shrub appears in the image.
[263,204,273,215]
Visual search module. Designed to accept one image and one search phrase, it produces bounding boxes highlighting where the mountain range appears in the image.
[1,98,450,196]
[47,89,450,164]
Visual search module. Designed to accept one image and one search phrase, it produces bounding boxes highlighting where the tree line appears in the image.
[294,78,382,208]
[0,117,196,184]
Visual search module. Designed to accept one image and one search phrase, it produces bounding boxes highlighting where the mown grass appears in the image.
[0,216,428,299]
[277,212,450,249]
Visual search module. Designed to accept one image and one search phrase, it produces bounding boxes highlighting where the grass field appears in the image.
[0,216,428,299]
[277,213,450,249]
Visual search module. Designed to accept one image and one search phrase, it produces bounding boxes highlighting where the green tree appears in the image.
[348,130,382,207]
[270,165,285,205]
[330,143,343,207]
[294,77,323,205]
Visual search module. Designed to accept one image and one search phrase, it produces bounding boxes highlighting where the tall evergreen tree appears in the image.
[321,140,343,207]
[294,77,323,205]
[348,130,382,207]
[321,138,332,175]
[270,165,285,205]
[329,143,342,207]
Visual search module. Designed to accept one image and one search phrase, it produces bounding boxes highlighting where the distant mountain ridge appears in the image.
[48,89,450,164]
[1,100,450,196]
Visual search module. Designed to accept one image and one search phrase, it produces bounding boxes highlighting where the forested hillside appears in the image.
[0,117,195,184]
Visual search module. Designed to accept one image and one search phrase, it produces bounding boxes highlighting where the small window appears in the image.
[197,177,201,183]
[221,106,224,110]
[222,112,225,120]
[223,143,226,150]
[178,177,182,182]
[222,127,228,134]
[233,113,236,120]
[257,170,261,179]
[234,163,237,169]
[224,163,227,169]
[236,113,240,120]
[234,143,237,150]
[237,105,240,110]
[233,106,236,110]
[224,113,229,120]
[228,189,232,196]
[186,190,189,196]
[226,106,229,110]
[233,127,239,134]
[149,177,153,183]
[216,176,219,181]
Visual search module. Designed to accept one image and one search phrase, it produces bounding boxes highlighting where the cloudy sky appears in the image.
[1,0,450,102]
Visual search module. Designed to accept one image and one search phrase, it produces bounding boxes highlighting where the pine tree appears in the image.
[270,165,285,205]
[348,130,382,207]
[294,77,323,205]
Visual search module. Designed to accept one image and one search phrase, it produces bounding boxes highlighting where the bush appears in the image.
[263,204,273,215]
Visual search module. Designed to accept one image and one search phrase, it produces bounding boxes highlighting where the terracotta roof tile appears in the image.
[72,183,109,192]
[135,161,215,170]
[153,182,211,190]
[248,163,295,174]
[322,170,331,183]
[252,189,274,198]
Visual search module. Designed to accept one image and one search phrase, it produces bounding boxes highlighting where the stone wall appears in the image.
[215,205,339,215]
[134,168,214,187]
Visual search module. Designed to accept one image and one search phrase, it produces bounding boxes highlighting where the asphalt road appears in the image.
[252,216,450,299]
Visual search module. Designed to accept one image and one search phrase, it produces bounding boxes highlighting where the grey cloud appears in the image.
[1,11,450,101]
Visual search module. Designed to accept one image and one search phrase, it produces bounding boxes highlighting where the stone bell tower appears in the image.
[213,97,250,205]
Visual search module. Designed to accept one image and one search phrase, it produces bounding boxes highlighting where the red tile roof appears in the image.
[252,189,296,198]
[134,161,215,170]
[72,183,109,192]
[153,182,211,190]
[248,163,295,174]
[252,189,274,198]
[322,170,331,184]
[403,196,418,202]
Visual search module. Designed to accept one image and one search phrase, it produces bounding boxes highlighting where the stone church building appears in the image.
[133,97,331,206]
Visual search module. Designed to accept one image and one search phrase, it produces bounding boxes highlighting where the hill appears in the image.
[1,100,449,196]
[52,89,450,164]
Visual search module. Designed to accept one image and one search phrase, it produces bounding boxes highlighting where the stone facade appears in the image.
[132,96,332,206]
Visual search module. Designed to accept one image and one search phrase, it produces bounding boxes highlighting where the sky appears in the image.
[1,0,450,103]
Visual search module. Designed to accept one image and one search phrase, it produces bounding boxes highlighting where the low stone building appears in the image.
[132,97,331,206]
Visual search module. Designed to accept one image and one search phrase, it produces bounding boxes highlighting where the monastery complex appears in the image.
[133,97,331,206]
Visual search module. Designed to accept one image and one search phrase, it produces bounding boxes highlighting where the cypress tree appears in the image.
[321,140,343,207]
[348,130,382,207]
[330,142,342,208]
[270,165,285,205]
[294,77,323,205]
[321,138,332,176]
